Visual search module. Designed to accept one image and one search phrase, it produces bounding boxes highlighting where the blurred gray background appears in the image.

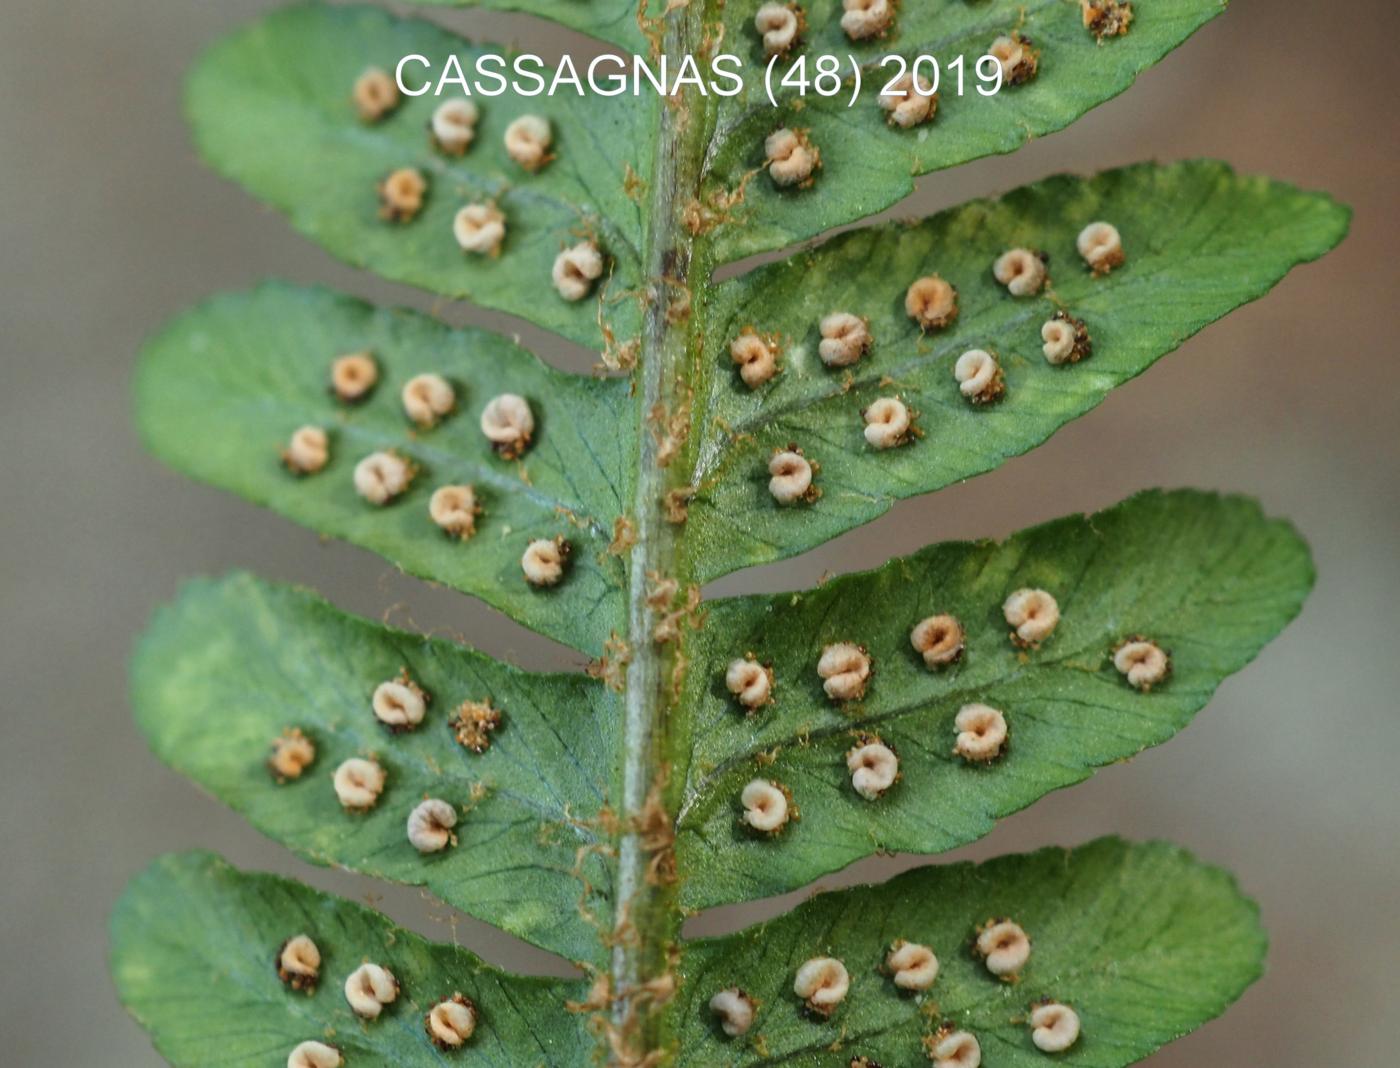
[2,1,1397,1064]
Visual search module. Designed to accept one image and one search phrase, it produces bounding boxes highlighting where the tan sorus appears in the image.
[1113,636,1171,690]
[430,99,478,156]
[449,698,502,753]
[522,536,570,587]
[287,1040,342,1068]
[768,446,820,504]
[905,274,959,331]
[793,956,850,1016]
[352,447,411,506]
[429,484,480,539]
[885,939,938,991]
[553,241,605,301]
[910,614,964,668]
[730,327,782,389]
[426,993,478,1049]
[739,778,793,834]
[1041,311,1092,365]
[268,727,315,783]
[504,114,553,171]
[954,703,1009,763]
[725,655,774,712]
[818,312,873,367]
[371,669,429,732]
[281,425,329,475]
[1077,220,1125,275]
[708,987,756,1037]
[846,735,899,799]
[818,641,871,701]
[1081,0,1134,39]
[352,67,399,122]
[990,32,1040,85]
[954,349,1006,405]
[276,934,321,993]
[993,247,1048,296]
[975,917,1031,979]
[377,167,427,223]
[480,393,535,458]
[926,1025,981,1068]
[454,203,506,256]
[1030,999,1081,1052]
[333,756,386,811]
[401,372,456,428]
[755,3,804,57]
[407,798,458,853]
[344,961,399,1019]
[879,71,938,128]
[330,351,378,403]
[1003,587,1060,645]
[765,127,820,187]
[841,0,896,41]
[863,396,913,449]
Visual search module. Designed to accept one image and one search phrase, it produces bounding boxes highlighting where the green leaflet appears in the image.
[111,851,593,1067]
[413,0,648,52]
[132,573,620,964]
[186,2,654,349]
[686,162,1348,582]
[674,838,1265,1066]
[705,0,1225,261]
[136,282,633,656]
[675,491,1313,911]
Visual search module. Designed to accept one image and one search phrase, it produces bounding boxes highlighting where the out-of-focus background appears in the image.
[2,1,1396,1064]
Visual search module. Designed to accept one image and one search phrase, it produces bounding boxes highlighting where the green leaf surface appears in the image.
[132,573,621,964]
[413,0,648,51]
[674,838,1265,1066]
[705,0,1225,261]
[675,490,1312,911]
[686,162,1348,582]
[112,851,592,1067]
[187,2,654,348]
[137,282,633,655]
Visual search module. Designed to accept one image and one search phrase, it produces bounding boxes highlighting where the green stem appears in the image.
[611,3,713,1061]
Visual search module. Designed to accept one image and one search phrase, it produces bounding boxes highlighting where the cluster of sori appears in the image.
[727,587,1168,826]
[349,68,605,298]
[709,922,1082,1061]
[266,670,503,859]
[729,223,1123,503]
[278,351,577,589]
[757,0,1132,187]
[273,932,479,1065]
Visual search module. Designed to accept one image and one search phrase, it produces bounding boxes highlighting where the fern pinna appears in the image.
[112,3,1347,1066]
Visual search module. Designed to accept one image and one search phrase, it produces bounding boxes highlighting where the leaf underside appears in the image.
[119,0,1345,1063]
[676,837,1265,1067]
[183,1,1236,331]
[132,572,620,964]
[685,161,1349,581]
[676,490,1314,910]
[111,851,593,1068]
[136,282,633,656]
[415,0,648,52]
[186,2,655,349]
[705,0,1227,261]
